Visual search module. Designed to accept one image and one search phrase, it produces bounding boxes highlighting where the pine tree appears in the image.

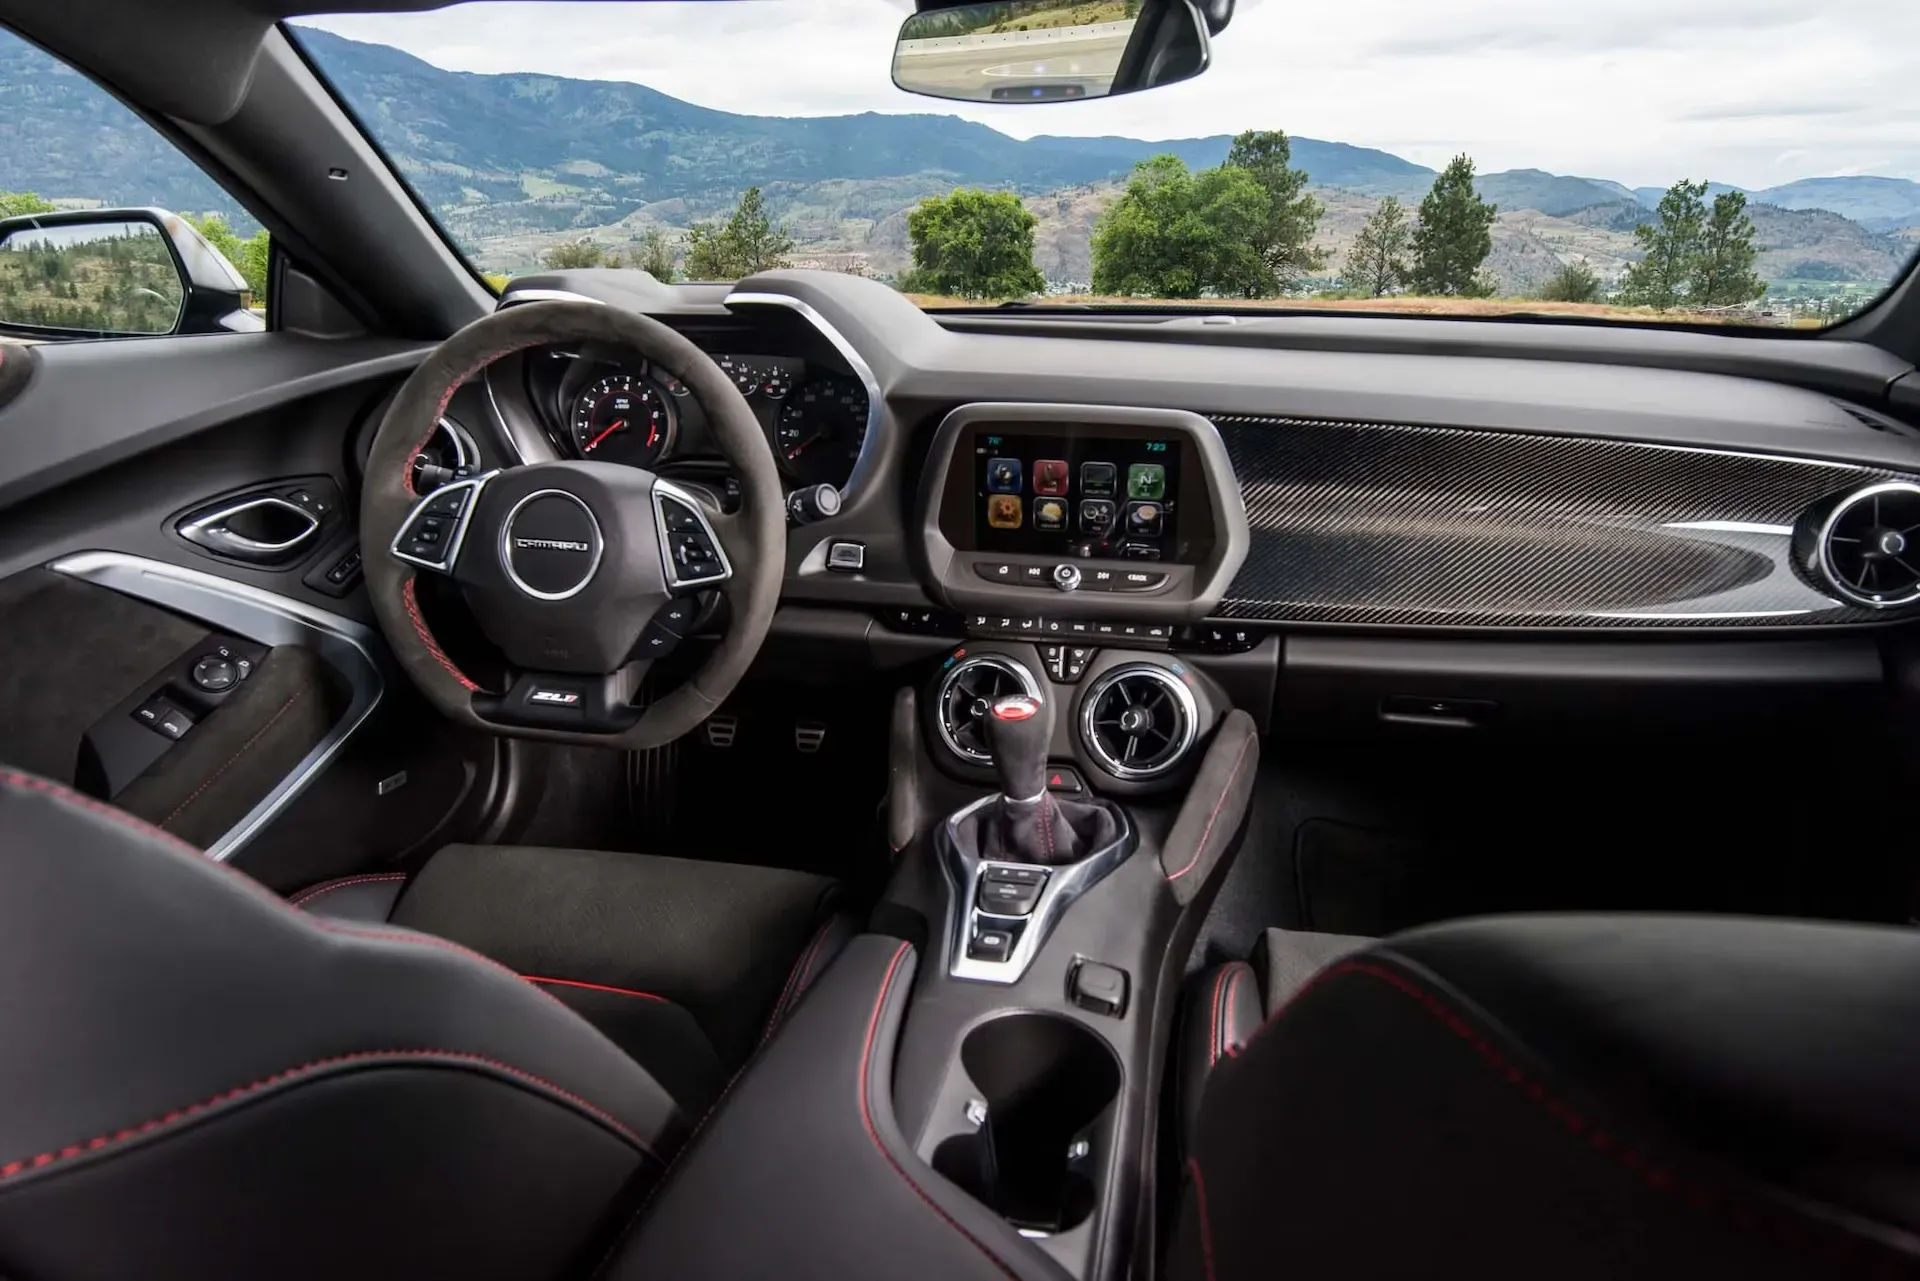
[1618,179,1706,310]
[1346,196,1413,297]
[1690,191,1765,307]
[683,187,793,280]
[1408,155,1497,296]
[1224,130,1326,294]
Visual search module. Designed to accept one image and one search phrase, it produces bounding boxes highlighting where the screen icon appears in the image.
[1125,500,1163,537]
[987,494,1024,529]
[986,457,1023,493]
[1032,459,1069,496]
[1079,499,1116,534]
[1080,462,1116,497]
[1033,497,1067,531]
[1127,463,1166,500]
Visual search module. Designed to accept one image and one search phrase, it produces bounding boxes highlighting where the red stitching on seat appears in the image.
[1228,958,1884,1264]
[1166,733,1253,881]
[860,942,1023,1281]
[402,575,481,692]
[0,1047,656,1181]
[526,976,669,1004]
[761,917,837,1044]
[1188,1156,1219,1281]
[0,769,201,860]
[161,692,305,828]
[289,873,409,908]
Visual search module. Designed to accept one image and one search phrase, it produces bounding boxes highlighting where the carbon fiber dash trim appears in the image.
[1214,415,1912,628]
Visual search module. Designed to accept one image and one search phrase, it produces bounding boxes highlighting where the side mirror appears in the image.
[0,207,262,338]
[893,0,1212,104]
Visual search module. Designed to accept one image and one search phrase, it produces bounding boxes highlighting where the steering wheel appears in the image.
[360,301,785,749]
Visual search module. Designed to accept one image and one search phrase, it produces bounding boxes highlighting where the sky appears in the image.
[301,0,1920,190]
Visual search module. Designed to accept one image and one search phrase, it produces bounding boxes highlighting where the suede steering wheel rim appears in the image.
[360,300,786,750]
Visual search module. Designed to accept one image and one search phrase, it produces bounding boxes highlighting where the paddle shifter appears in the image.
[980,694,1117,867]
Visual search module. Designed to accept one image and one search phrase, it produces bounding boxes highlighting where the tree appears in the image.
[0,191,55,217]
[1538,259,1604,303]
[543,238,604,269]
[899,188,1044,299]
[1346,196,1413,297]
[1690,190,1764,307]
[634,227,678,282]
[683,187,793,280]
[1223,130,1326,294]
[1617,179,1706,310]
[1409,155,1497,297]
[1090,155,1268,298]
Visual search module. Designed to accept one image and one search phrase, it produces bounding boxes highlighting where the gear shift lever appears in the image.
[981,694,1114,866]
[985,694,1048,802]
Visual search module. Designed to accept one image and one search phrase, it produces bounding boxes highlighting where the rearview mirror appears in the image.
[893,0,1213,104]
[0,208,262,338]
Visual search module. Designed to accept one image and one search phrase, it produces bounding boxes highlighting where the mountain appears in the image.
[1632,182,1746,208]
[1748,177,1920,232]
[1474,170,1637,218]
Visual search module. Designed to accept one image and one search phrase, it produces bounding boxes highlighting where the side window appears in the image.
[0,27,269,340]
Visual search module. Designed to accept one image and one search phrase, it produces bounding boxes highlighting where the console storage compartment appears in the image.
[932,1014,1122,1234]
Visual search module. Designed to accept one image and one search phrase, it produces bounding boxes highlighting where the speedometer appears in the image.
[570,373,675,468]
[777,375,870,488]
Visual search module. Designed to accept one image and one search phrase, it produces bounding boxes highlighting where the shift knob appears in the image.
[986,693,1049,802]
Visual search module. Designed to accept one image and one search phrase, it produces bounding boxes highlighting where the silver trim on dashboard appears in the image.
[1079,664,1199,780]
[499,288,606,307]
[49,552,384,863]
[723,290,886,503]
[935,654,1041,764]
[1815,480,1920,609]
[391,471,495,575]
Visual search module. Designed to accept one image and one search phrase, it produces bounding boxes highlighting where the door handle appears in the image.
[177,496,321,563]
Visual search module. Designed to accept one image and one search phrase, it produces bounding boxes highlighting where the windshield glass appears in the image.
[292,1,1920,330]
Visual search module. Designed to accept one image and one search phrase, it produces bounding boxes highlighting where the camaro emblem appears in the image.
[500,489,603,601]
[515,537,591,552]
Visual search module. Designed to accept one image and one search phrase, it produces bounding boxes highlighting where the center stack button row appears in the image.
[965,614,1171,643]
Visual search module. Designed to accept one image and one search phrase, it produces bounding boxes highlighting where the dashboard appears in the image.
[479,272,1920,647]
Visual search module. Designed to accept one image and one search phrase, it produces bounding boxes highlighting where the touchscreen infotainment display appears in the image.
[972,433,1181,559]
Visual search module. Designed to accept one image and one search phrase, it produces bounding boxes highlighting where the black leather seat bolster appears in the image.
[603,935,1074,1281]
[290,872,408,922]
[0,769,683,1281]
[1178,928,1367,1152]
[1168,916,1920,1281]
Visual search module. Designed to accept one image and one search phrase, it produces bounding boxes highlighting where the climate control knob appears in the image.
[1051,563,1081,593]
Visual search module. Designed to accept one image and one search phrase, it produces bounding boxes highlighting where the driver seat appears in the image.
[0,768,847,1281]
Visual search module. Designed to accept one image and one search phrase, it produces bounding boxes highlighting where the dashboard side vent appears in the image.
[1080,665,1198,780]
[936,656,1039,763]
[1834,402,1917,438]
[1815,481,1920,608]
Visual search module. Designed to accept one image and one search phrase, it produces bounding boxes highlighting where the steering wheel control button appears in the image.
[1052,563,1081,592]
[191,654,239,692]
[392,473,491,574]
[651,598,701,636]
[653,483,731,590]
[501,489,604,601]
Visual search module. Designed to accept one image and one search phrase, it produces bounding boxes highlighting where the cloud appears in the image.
[298,0,1920,188]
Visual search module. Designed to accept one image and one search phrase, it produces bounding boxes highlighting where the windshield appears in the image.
[292,1,1920,330]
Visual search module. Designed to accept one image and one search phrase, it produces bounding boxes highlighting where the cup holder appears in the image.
[931,1013,1122,1235]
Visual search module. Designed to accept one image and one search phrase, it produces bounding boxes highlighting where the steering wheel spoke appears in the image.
[390,471,496,577]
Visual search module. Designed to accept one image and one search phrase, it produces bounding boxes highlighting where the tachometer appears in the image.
[570,373,675,468]
[777,375,870,488]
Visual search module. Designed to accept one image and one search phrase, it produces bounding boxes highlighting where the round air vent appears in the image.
[1816,481,1920,609]
[1080,665,1198,780]
[411,416,477,494]
[936,655,1041,763]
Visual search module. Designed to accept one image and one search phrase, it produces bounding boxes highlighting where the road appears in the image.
[894,23,1132,101]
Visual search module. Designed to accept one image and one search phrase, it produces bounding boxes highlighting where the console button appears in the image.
[984,865,1048,886]
[979,877,1043,916]
[1064,647,1092,681]
[968,927,1018,963]
[133,697,193,741]
[1121,544,1162,561]
[1046,765,1087,794]
[1013,617,1039,633]
[1019,564,1049,584]
[1051,563,1081,592]
[1066,619,1092,635]
[976,562,1017,583]
[1042,618,1067,635]
[1040,644,1066,680]
[1116,570,1167,591]
[1084,568,1118,590]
